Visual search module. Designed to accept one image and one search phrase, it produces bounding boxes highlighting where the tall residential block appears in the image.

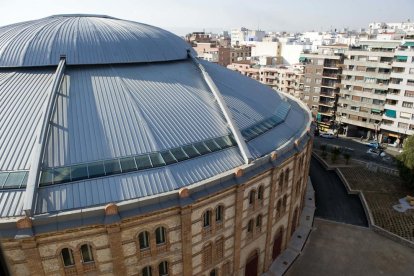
[381,41,414,141]
[300,45,347,131]
[337,40,400,138]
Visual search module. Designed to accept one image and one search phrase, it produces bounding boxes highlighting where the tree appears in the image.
[343,152,351,165]
[397,135,414,189]
[331,147,341,164]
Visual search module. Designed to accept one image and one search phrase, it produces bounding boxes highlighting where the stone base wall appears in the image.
[1,141,312,276]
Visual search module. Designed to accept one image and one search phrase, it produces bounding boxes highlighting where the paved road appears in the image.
[286,219,414,276]
[310,157,368,227]
[314,136,396,168]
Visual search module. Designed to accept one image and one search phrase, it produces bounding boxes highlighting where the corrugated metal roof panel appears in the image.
[35,147,242,214]
[0,15,191,67]
[0,190,25,217]
[0,69,54,171]
[202,60,284,129]
[44,61,230,167]
[247,99,309,158]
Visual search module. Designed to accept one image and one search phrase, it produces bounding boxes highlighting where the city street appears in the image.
[313,135,397,168]
[309,157,368,226]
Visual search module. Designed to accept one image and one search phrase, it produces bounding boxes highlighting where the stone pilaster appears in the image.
[264,167,278,271]
[232,173,245,275]
[180,205,193,276]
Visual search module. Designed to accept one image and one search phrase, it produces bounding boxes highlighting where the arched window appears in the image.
[276,200,281,217]
[142,266,152,276]
[203,210,212,227]
[210,268,218,276]
[215,205,224,223]
[158,261,169,276]
[203,242,213,267]
[138,231,150,250]
[282,195,287,211]
[284,168,290,186]
[249,190,256,205]
[247,219,254,233]
[258,186,264,201]
[215,237,224,259]
[80,244,94,263]
[256,214,262,230]
[155,226,166,245]
[279,172,284,191]
[61,248,75,267]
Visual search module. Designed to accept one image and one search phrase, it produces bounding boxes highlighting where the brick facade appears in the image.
[1,141,312,276]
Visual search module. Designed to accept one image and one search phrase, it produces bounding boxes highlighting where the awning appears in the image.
[395,55,408,62]
[385,109,396,118]
[403,42,414,47]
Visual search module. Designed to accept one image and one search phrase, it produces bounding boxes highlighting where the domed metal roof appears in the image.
[0,15,312,223]
[0,14,191,67]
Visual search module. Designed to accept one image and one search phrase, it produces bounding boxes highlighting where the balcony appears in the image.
[345,50,395,58]
[322,73,339,79]
[320,91,336,98]
[341,80,388,90]
[342,69,390,80]
[343,59,392,69]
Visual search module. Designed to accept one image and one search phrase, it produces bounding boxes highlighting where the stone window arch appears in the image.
[215,205,224,223]
[256,214,262,231]
[282,195,287,212]
[158,261,169,276]
[203,242,213,268]
[203,209,212,228]
[257,185,264,201]
[278,172,284,191]
[80,244,94,263]
[142,265,152,276]
[284,168,290,187]
[247,219,254,233]
[138,231,150,250]
[61,247,75,267]
[249,189,256,205]
[276,199,282,218]
[215,236,224,259]
[209,268,218,276]
[155,226,166,245]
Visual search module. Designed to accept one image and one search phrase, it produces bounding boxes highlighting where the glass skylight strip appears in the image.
[241,103,291,142]
[39,134,237,187]
[0,171,29,190]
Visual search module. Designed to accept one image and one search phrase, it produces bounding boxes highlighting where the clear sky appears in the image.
[1,0,413,35]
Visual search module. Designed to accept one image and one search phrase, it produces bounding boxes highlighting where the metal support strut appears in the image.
[189,52,253,164]
[24,57,66,216]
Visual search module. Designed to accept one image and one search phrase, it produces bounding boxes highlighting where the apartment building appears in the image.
[216,46,248,67]
[227,62,303,99]
[300,45,347,131]
[381,41,414,142]
[337,40,400,138]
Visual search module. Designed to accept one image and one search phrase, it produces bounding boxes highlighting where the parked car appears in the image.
[366,148,386,157]
[366,141,381,149]
[320,133,335,139]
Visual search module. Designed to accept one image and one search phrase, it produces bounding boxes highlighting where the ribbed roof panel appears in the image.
[0,15,191,67]
[0,69,54,171]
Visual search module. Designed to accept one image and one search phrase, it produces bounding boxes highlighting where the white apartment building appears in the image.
[369,21,414,34]
[382,41,414,141]
[338,40,400,139]
[231,27,265,46]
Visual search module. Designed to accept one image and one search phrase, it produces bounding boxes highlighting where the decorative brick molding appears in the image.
[235,168,244,178]
[16,216,32,229]
[104,203,118,215]
[179,187,190,198]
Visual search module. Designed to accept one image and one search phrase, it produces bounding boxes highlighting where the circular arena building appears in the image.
[0,15,313,276]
